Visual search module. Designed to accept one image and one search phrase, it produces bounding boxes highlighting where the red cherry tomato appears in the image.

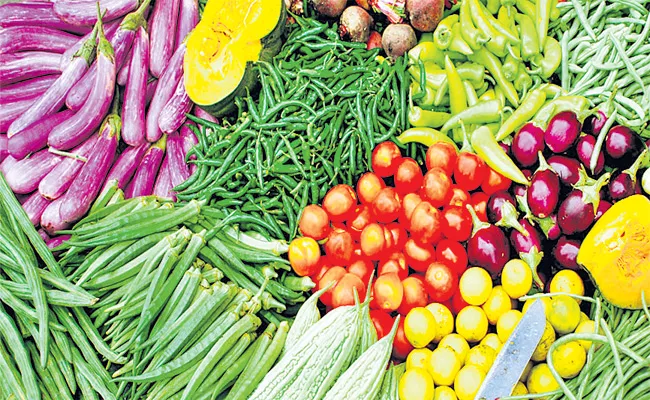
[372,141,402,177]
[298,204,330,240]
[383,225,395,253]
[424,262,457,302]
[347,205,373,240]
[404,238,436,272]
[356,172,385,204]
[469,192,489,222]
[409,201,442,244]
[454,152,487,191]
[481,168,512,195]
[436,239,468,276]
[398,276,429,315]
[441,206,472,242]
[393,318,414,360]
[370,310,394,339]
[426,142,457,176]
[448,185,470,208]
[377,252,408,280]
[331,273,366,308]
[322,184,357,222]
[387,222,408,249]
[324,229,354,265]
[310,256,333,286]
[347,257,374,286]
[372,187,401,223]
[317,266,346,306]
[449,285,470,315]
[288,237,321,277]
[400,192,423,226]
[421,167,452,208]
[360,223,386,259]
[394,157,424,194]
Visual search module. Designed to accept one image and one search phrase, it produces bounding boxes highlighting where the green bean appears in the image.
[0,339,27,400]
[0,303,40,399]
[75,368,100,400]
[50,342,76,394]
[72,348,117,400]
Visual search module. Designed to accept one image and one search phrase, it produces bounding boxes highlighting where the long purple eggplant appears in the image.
[146,79,158,106]
[175,0,198,45]
[125,135,165,198]
[41,198,68,235]
[180,122,198,174]
[4,149,62,194]
[53,0,139,26]
[0,2,92,34]
[104,143,149,190]
[61,21,119,69]
[149,0,181,78]
[0,52,62,86]
[116,47,133,86]
[49,23,116,150]
[192,105,219,124]
[22,191,52,226]
[0,155,18,176]
[58,113,120,224]
[65,1,148,110]
[46,235,70,250]
[146,43,185,142]
[0,134,7,163]
[153,155,175,200]
[166,131,190,188]
[1,98,37,133]
[0,75,59,104]
[0,26,79,54]
[39,136,98,200]
[8,25,99,137]
[39,229,51,243]
[8,110,75,159]
[122,26,149,146]
[158,76,193,134]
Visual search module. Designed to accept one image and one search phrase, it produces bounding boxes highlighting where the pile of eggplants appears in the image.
[489,108,648,288]
[0,0,209,240]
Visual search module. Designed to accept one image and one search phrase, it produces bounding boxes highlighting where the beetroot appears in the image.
[552,236,580,270]
[466,204,510,277]
[312,0,347,17]
[557,172,610,235]
[339,6,374,43]
[366,30,382,50]
[382,24,417,59]
[605,125,639,160]
[548,155,581,186]
[512,123,545,167]
[406,0,444,32]
[545,111,581,153]
[576,135,604,175]
[527,152,560,218]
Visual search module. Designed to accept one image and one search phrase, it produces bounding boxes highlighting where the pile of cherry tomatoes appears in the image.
[288,140,513,359]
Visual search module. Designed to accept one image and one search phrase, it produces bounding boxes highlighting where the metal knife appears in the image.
[475,299,547,400]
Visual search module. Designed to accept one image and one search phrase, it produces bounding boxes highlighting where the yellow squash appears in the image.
[184,0,285,116]
[577,195,650,309]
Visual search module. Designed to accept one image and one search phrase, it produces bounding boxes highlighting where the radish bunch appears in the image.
[492,110,646,286]
[0,0,205,240]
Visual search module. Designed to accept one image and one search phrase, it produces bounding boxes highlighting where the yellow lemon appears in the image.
[438,334,470,366]
[427,347,461,387]
[407,348,433,370]
[531,321,556,362]
[551,341,587,379]
[433,386,457,400]
[496,309,522,343]
[548,295,581,335]
[480,333,502,353]
[549,270,585,304]
[405,307,437,348]
[527,363,560,395]
[482,285,513,325]
[399,367,435,400]
[459,267,492,306]
[579,312,590,324]
[426,303,455,343]
[501,259,533,299]
[523,297,552,319]
[464,344,496,373]
[575,320,602,350]
[511,381,528,396]
[456,306,489,342]
[454,365,485,400]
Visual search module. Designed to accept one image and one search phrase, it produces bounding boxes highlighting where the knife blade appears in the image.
[475,299,546,400]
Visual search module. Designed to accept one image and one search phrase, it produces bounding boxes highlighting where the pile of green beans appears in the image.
[552,0,650,135]
[0,173,116,400]
[175,16,415,241]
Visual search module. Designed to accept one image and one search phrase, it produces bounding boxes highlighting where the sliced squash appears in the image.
[184,0,285,116]
[577,195,650,309]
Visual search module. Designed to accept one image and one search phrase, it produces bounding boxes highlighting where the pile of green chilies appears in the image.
[552,0,650,135]
[0,173,116,400]
[174,16,415,241]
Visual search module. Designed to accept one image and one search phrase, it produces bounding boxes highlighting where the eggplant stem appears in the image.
[519,247,544,289]
[495,201,528,236]
[465,203,491,236]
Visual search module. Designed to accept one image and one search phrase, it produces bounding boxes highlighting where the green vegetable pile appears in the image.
[174,16,414,241]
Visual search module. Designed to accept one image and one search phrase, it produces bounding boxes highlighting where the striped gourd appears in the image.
[353,281,377,361]
[323,317,399,400]
[248,302,365,400]
[377,363,399,400]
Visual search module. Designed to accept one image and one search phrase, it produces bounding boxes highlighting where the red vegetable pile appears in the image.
[0,0,205,240]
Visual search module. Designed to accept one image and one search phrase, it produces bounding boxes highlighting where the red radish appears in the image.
[126,136,165,198]
[558,171,610,235]
[104,142,149,190]
[548,155,582,186]
[22,191,51,226]
[5,149,62,194]
[39,136,98,200]
[605,125,639,160]
[382,24,417,59]
[53,0,140,26]
[465,204,510,277]
[406,0,444,31]
[0,51,62,87]
[544,111,581,153]
[339,6,374,43]
[366,30,382,50]
[0,26,78,55]
[0,2,92,34]
[159,77,193,134]
[487,191,515,223]
[122,26,149,146]
[175,0,198,44]
[312,0,347,17]
[512,123,545,167]
[576,135,604,175]
[527,152,560,218]
[0,75,58,104]
[552,236,580,270]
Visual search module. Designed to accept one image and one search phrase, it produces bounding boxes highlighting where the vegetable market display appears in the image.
[1,0,650,399]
